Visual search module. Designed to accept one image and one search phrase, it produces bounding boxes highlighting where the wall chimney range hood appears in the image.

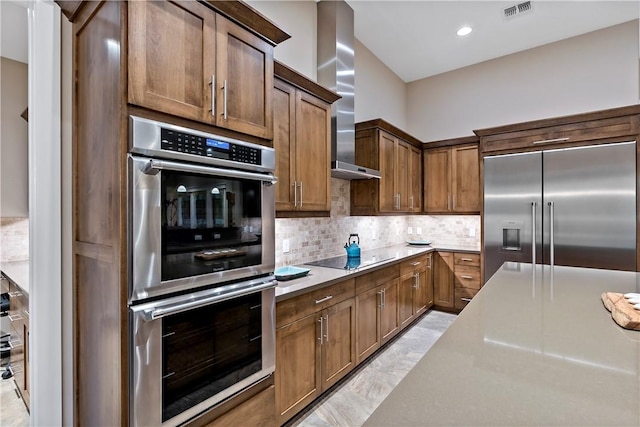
[317,0,381,180]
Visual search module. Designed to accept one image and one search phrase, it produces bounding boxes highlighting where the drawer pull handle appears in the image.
[461,298,473,302]
[8,291,22,297]
[318,317,323,344]
[8,314,23,322]
[532,137,569,145]
[8,340,23,350]
[410,261,421,266]
[461,275,474,279]
[460,258,474,262]
[315,295,333,304]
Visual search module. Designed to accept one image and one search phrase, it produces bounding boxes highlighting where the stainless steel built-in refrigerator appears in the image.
[483,141,636,283]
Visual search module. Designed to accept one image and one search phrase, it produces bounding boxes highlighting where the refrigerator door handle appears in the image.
[531,202,537,266]
[548,201,555,267]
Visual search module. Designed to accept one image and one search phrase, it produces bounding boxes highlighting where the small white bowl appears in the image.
[624,293,640,299]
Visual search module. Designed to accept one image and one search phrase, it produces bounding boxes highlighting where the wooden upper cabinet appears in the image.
[273,62,339,216]
[351,120,423,216]
[451,145,480,212]
[423,138,480,214]
[128,0,216,124]
[216,15,273,139]
[128,1,275,140]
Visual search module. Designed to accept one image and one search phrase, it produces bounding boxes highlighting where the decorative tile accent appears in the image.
[0,217,29,262]
[275,179,480,267]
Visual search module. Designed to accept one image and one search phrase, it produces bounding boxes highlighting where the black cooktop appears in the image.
[305,254,394,270]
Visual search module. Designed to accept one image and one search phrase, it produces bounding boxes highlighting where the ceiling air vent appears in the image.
[504,1,533,20]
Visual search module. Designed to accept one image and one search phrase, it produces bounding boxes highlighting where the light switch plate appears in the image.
[407,227,413,235]
[283,239,290,253]
[469,228,476,237]
[417,227,422,235]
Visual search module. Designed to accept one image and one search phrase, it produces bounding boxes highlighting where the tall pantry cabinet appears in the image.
[56,1,289,425]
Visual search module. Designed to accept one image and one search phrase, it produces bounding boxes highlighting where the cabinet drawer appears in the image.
[454,266,480,290]
[276,279,355,328]
[454,253,480,267]
[400,254,430,276]
[454,287,478,310]
[355,264,400,294]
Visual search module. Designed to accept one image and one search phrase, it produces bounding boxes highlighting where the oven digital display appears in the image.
[206,138,230,151]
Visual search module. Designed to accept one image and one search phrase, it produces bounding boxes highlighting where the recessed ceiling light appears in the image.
[457,26,472,36]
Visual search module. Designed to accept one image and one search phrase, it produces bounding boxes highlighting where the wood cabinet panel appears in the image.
[351,120,423,215]
[355,286,381,363]
[354,264,399,294]
[424,253,434,309]
[424,143,479,214]
[454,253,480,267]
[454,287,479,310]
[380,279,399,343]
[205,385,275,427]
[215,15,273,139]
[454,266,481,290]
[273,80,295,211]
[322,298,356,390]
[275,313,321,424]
[273,76,333,215]
[451,145,480,212]
[128,0,215,124]
[423,149,450,212]
[398,272,416,329]
[433,252,455,308]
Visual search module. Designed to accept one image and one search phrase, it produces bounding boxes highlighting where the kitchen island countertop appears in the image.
[275,243,479,301]
[364,262,640,426]
[1,259,29,296]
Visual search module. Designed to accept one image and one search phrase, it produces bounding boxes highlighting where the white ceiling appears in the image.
[346,1,640,83]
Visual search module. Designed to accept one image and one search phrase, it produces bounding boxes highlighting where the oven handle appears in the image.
[141,279,277,321]
[142,158,277,184]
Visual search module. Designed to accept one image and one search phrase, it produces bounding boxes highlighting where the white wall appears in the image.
[354,39,407,129]
[1,57,29,217]
[246,0,407,129]
[407,20,639,142]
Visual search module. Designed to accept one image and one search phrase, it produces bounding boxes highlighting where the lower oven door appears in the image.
[129,154,276,303]
[129,276,276,427]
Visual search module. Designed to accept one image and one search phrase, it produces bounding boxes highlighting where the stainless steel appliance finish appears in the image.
[483,142,636,283]
[128,117,276,302]
[129,276,276,427]
[317,0,381,180]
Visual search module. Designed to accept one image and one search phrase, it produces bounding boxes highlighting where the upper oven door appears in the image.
[128,155,276,302]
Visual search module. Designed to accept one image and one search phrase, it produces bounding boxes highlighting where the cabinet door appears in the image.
[452,145,480,212]
[128,0,216,124]
[396,141,410,212]
[379,131,397,212]
[273,80,296,211]
[216,15,274,139]
[380,279,400,343]
[321,298,356,391]
[398,272,416,329]
[408,146,422,212]
[414,267,429,316]
[295,91,331,211]
[433,252,455,308]
[355,286,381,364]
[275,314,321,425]
[424,148,451,213]
[424,254,434,309]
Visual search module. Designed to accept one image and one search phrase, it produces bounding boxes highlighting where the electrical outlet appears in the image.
[469,228,476,237]
[407,227,413,235]
[396,227,400,236]
[416,227,422,235]
[283,239,290,253]
[372,230,376,240]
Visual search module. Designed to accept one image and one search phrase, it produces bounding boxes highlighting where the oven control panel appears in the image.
[160,128,261,165]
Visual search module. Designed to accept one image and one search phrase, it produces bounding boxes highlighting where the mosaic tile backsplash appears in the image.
[275,179,480,267]
[0,217,29,262]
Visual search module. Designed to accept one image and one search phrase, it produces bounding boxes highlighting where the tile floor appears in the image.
[0,371,29,426]
[288,310,457,427]
[0,310,456,427]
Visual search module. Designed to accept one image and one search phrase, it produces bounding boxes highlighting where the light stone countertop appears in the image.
[1,259,29,296]
[275,243,480,301]
[364,262,640,426]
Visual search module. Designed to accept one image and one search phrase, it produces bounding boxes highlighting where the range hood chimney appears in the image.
[317,0,381,180]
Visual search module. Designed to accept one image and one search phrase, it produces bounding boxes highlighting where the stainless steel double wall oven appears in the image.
[127,116,277,426]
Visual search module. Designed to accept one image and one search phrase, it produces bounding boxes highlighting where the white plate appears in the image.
[624,293,640,299]
[634,303,640,311]
[627,297,640,304]
[406,240,432,246]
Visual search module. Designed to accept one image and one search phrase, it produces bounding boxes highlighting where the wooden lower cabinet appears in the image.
[275,295,356,425]
[398,253,433,329]
[202,384,275,427]
[355,279,399,364]
[433,252,455,309]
